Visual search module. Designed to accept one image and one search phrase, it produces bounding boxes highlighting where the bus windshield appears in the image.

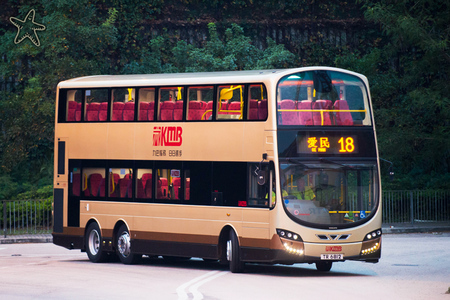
[277,70,371,126]
[279,161,379,228]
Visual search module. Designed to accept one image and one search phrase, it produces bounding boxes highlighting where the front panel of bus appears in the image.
[274,69,381,264]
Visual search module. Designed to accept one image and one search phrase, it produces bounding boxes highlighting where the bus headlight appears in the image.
[277,229,304,256]
[361,229,381,256]
[361,240,381,255]
[363,229,382,241]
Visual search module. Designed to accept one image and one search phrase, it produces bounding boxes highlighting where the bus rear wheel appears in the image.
[227,230,244,273]
[116,224,140,264]
[315,261,332,272]
[85,222,107,263]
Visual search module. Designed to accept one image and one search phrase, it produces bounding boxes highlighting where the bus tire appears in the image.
[85,222,107,263]
[116,224,140,264]
[227,230,244,273]
[315,261,332,272]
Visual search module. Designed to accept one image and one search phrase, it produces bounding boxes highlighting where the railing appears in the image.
[383,190,450,224]
[1,199,52,238]
[1,191,449,237]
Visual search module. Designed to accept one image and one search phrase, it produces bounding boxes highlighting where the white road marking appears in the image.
[176,270,227,300]
[189,271,227,300]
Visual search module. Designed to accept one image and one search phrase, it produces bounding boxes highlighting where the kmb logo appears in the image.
[153,126,183,146]
[326,246,342,252]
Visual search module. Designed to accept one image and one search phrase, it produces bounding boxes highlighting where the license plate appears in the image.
[320,254,344,260]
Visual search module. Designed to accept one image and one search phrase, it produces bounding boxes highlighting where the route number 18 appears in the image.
[338,137,355,153]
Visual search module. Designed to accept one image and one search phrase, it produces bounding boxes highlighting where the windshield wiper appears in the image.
[318,158,346,167]
[285,158,308,169]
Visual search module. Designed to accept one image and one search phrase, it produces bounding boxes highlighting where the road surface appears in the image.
[0,233,449,299]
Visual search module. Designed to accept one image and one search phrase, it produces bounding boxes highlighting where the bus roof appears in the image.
[57,67,367,89]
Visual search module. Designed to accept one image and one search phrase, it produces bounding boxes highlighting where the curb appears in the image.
[0,237,53,244]
[383,227,450,234]
[1,227,449,244]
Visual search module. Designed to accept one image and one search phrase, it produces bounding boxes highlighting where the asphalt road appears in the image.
[0,233,449,300]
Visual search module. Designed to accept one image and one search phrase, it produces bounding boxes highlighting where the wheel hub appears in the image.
[226,240,232,261]
[118,231,131,257]
[88,230,100,255]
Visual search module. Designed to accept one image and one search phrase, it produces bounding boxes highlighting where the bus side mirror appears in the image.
[257,170,266,185]
[388,166,394,181]
[255,153,268,185]
[380,158,394,182]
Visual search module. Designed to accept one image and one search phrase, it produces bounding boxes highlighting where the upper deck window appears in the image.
[112,88,135,121]
[85,89,108,122]
[158,87,185,121]
[138,88,155,121]
[277,71,372,126]
[187,86,213,121]
[65,89,82,122]
[216,85,244,120]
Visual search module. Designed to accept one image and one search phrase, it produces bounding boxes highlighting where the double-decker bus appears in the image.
[53,67,381,272]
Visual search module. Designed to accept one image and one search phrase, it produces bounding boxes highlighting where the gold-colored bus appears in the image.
[53,67,381,272]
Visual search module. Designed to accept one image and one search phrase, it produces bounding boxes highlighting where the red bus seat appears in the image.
[313,100,332,125]
[75,102,82,121]
[298,100,313,125]
[249,99,258,120]
[279,99,298,125]
[137,179,145,198]
[139,102,149,121]
[218,101,228,116]
[334,100,353,125]
[123,102,135,121]
[258,99,268,120]
[188,101,206,120]
[142,173,153,198]
[87,173,103,197]
[227,101,241,117]
[99,178,105,197]
[119,178,132,198]
[160,102,174,120]
[174,101,183,120]
[68,101,77,121]
[86,103,100,122]
[204,101,213,120]
[112,102,125,121]
[148,102,155,121]
[99,102,108,121]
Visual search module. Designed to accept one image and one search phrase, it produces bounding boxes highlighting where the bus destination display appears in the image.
[297,135,358,154]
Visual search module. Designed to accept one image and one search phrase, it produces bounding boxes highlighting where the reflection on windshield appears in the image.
[277,70,371,126]
[280,162,378,226]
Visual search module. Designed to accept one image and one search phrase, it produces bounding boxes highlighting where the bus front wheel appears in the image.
[227,230,244,273]
[315,261,332,272]
[85,222,107,263]
[116,224,140,264]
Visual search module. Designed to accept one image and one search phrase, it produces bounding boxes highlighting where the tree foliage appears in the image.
[0,0,448,199]
[337,0,450,189]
